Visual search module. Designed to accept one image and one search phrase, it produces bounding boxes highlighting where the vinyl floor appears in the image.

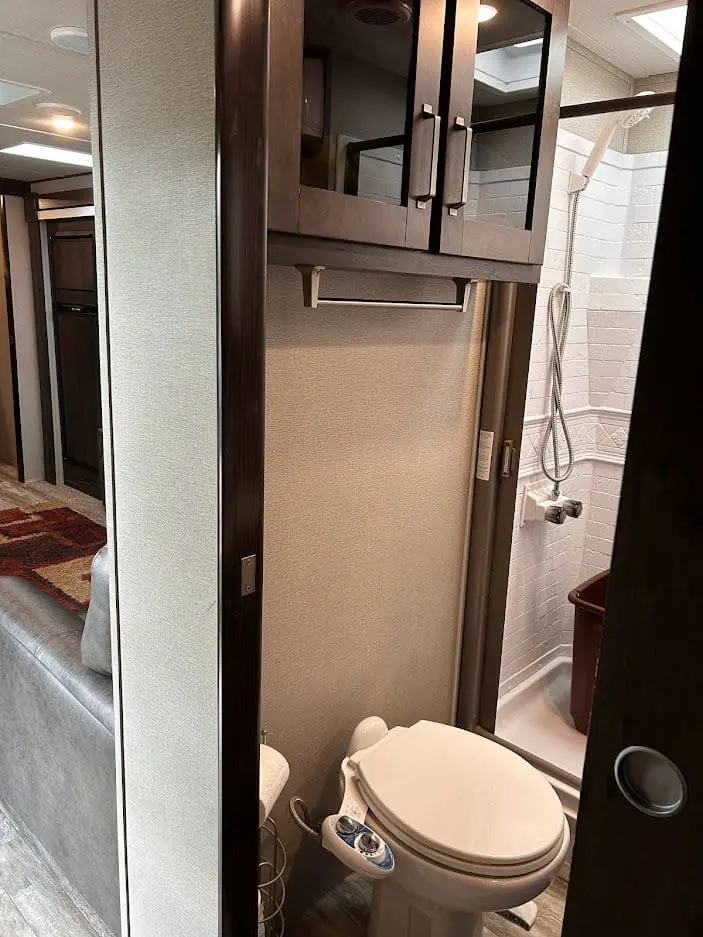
[290,874,568,937]
[0,807,112,937]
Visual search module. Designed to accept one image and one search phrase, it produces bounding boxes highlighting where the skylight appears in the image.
[0,143,93,167]
[620,3,687,57]
[0,79,46,107]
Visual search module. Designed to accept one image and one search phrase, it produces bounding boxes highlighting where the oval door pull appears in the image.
[414,104,441,206]
[447,116,473,214]
[614,746,687,818]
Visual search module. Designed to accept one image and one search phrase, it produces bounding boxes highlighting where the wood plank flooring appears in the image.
[0,465,105,526]
[0,808,112,937]
[290,874,567,937]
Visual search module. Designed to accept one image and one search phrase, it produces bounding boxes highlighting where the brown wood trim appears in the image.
[217,0,268,933]
[268,0,303,233]
[560,90,676,120]
[299,185,411,247]
[23,194,56,484]
[477,282,538,730]
[456,281,520,730]
[463,221,532,263]
[404,0,447,250]
[0,195,25,480]
[267,230,543,283]
[438,0,480,256]
[527,0,569,263]
[563,3,703,932]
[0,178,30,197]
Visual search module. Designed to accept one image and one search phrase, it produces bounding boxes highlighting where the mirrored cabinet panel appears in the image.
[300,0,414,207]
[466,0,550,230]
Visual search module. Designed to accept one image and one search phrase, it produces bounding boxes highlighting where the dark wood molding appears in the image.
[24,195,57,484]
[268,231,542,283]
[563,2,703,933]
[0,178,30,197]
[0,195,25,480]
[217,0,268,934]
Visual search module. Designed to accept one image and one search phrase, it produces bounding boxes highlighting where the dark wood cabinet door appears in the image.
[55,305,103,499]
[268,0,447,249]
[437,0,568,263]
[50,234,98,306]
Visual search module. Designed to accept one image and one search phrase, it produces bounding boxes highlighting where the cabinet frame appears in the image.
[268,0,448,250]
[438,0,569,264]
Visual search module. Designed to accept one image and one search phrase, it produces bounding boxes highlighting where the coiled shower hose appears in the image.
[540,188,581,498]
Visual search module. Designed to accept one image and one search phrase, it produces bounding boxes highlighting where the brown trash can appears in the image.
[568,570,609,735]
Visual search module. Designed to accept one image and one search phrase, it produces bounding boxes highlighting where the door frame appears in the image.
[0,193,25,480]
[456,92,680,742]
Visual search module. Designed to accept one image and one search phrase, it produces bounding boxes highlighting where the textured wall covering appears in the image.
[92,0,218,934]
[261,267,485,919]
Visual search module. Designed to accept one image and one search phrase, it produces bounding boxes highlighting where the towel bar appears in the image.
[296,265,471,313]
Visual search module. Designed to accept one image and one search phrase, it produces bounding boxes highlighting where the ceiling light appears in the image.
[514,37,543,48]
[0,79,47,107]
[0,143,92,168]
[478,4,498,22]
[619,2,687,57]
[52,115,77,131]
[50,26,90,54]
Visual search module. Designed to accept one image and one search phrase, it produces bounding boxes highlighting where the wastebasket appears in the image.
[568,570,609,735]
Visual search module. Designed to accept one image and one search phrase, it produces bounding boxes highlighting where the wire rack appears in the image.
[259,818,286,936]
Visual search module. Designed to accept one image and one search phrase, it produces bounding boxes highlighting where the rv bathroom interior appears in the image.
[0,0,691,934]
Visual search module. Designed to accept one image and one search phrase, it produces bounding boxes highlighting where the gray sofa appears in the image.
[0,566,120,934]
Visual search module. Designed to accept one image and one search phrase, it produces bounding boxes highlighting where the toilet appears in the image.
[339,718,570,937]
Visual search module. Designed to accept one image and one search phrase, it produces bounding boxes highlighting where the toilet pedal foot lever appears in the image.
[321,758,395,879]
[498,900,538,931]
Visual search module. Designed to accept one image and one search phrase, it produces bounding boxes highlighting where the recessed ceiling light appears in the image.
[50,26,90,54]
[34,102,82,131]
[0,79,47,107]
[619,2,687,57]
[0,143,92,167]
[514,37,543,48]
[478,4,498,22]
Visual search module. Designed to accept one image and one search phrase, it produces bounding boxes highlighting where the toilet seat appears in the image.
[351,721,566,878]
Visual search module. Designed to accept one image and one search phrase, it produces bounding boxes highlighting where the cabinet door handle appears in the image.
[447,116,472,213]
[414,104,441,205]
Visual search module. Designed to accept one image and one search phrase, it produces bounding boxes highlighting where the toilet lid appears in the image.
[352,721,565,873]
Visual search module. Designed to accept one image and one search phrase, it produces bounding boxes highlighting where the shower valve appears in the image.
[544,505,567,525]
[563,499,583,518]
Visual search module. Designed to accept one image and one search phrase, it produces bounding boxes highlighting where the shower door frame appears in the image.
[456,90,678,749]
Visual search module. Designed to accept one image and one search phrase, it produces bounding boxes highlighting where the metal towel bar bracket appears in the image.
[296,265,471,313]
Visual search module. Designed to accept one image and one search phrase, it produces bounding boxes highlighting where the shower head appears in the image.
[579,92,654,185]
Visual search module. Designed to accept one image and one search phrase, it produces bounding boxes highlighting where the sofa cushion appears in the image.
[0,576,114,733]
[81,546,112,676]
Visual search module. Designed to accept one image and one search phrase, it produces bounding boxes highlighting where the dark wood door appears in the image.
[48,220,102,500]
[437,0,568,263]
[268,0,447,249]
[562,5,699,935]
[54,305,102,499]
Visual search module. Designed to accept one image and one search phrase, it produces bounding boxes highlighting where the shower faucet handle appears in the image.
[545,505,567,525]
[563,499,583,518]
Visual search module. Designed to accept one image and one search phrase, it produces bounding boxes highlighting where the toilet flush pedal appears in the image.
[321,758,395,879]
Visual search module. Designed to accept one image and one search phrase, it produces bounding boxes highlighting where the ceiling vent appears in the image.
[344,0,412,26]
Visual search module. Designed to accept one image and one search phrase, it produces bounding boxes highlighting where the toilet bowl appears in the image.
[341,719,570,937]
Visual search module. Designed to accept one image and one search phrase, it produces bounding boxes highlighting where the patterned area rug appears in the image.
[0,502,106,613]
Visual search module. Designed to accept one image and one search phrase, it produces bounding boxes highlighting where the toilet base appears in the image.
[369,879,484,937]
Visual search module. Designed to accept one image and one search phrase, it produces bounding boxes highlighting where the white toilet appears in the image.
[336,718,570,937]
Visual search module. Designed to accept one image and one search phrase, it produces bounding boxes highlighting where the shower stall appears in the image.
[460,88,676,822]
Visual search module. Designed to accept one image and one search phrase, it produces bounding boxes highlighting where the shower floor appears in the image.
[495,656,587,784]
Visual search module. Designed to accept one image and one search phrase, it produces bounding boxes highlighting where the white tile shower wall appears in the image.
[499,129,667,695]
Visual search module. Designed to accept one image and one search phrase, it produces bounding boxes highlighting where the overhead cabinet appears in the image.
[268,0,569,266]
